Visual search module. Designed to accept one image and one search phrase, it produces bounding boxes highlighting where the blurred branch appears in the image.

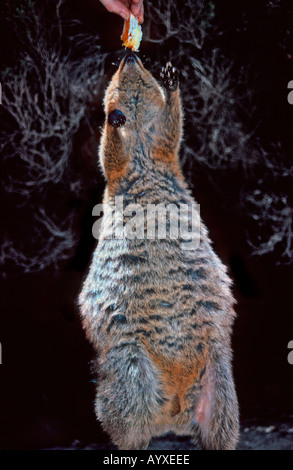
[181,50,259,171]
[0,0,107,272]
[0,208,76,273]
[144,0,213,50]
[1,1,106,197]
[244,190,293,263]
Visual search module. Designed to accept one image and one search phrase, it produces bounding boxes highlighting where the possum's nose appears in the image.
[122,52,139,67]
[125,52,138,63]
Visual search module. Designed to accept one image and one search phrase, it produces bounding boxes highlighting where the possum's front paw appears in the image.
[160,62,179,91]
[108,109,126,128]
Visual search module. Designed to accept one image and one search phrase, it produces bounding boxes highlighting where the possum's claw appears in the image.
[108,109,126,128]
[160,62,179,91]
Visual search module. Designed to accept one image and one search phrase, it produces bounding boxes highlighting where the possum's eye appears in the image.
[108,110,126,128]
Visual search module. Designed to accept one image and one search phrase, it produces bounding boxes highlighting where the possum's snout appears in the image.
[122,52,139,66]
[120,52,144,74]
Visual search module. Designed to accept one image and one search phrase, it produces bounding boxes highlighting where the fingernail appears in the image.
[121,11,129,21]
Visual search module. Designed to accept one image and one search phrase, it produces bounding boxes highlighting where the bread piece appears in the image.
[121,13,142,51]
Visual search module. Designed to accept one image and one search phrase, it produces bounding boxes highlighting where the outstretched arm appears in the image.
[158,63,183,153]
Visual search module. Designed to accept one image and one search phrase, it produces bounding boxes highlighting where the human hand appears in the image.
[99,0,144,24]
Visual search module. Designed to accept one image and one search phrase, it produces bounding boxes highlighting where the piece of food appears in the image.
[121,13,142,52]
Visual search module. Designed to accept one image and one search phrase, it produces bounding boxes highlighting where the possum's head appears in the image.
[100,54,183,187]
[104,53,165,131]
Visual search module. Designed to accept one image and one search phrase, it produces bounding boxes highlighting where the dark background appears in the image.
[0,0,293,449]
